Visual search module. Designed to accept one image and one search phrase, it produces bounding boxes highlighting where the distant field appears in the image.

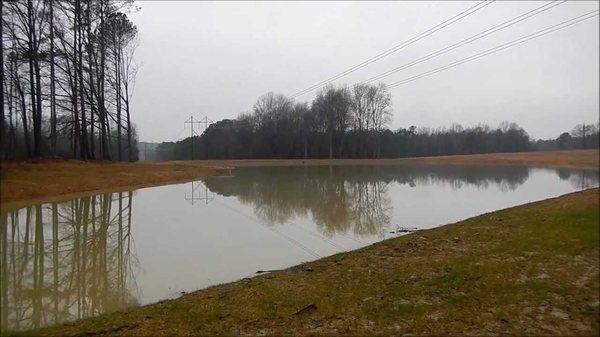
[1,150,597,205]
[199,149,599,169]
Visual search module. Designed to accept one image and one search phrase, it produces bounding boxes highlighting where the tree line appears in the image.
[535,123,600,151]
[155,84,597,161]
[159,84,394,160]
[1,0,140,161]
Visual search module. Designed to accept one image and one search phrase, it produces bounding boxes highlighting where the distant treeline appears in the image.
[154,85,599,161]
[1,0,140,161]
[534,124,600,152]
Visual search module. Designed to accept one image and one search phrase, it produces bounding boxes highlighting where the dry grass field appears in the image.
[0,159,228,205]
[200,149,599,169]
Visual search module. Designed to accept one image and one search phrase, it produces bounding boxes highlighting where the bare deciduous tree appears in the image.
[1,0,139,160]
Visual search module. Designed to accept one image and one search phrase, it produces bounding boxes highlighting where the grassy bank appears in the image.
[27,188,599,336]
[1,150,598,205]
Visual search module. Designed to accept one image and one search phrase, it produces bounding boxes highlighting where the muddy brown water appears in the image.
[1,165,598,332]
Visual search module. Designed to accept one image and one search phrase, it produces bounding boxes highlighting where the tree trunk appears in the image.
[116,49,122,161]
[72,7,81,159]
[85,1,97,159]
[99,0,110,160]
[328,131,333,159]
[7,69,15,158]
[27,0,40,156]
[33,51,43,157]
[15,74,31,156]
[124,83,133,162]
[76,0,89,159]
[303,134,308,159]
[49,0,57,155]
[0,0,4,160]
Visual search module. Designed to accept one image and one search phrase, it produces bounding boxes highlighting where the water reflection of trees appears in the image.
[203,165,531,237]
[0,192,138,333]
[381,165,530,192]
[555,168,599,190]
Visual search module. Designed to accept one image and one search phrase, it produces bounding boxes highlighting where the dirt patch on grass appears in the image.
[28,188,599,336]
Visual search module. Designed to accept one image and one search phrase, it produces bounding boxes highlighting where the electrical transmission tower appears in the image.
[184,116,213,160]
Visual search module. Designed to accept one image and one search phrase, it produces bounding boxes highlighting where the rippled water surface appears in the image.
[1,165,598,332]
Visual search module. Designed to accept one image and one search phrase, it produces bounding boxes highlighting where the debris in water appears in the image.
[390,225,420,234]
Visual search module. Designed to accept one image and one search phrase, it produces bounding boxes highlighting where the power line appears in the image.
[214,198,321,259]
[362,0,566,84]
[388,9,599,88]
[283,219,350,251]
[291,0,492,97]
[172,125,187,141]
[289,0,494,98]
[219,197,368,254]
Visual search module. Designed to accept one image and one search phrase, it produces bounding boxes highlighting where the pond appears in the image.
[1,165,598,332]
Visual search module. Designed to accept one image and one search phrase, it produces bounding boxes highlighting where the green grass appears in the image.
[21,188,600,336]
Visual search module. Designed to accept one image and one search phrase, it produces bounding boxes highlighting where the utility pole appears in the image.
[184,116,213,160]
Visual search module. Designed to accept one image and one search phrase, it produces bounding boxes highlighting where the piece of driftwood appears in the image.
[293,303,317,316]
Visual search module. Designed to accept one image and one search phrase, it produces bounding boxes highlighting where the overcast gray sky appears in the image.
[128,1,599,142]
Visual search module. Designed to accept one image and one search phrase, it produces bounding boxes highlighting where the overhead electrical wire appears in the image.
[362,0,566,84]
[387,9,599,88]
[214,198,322,259]
[290,0,494,98]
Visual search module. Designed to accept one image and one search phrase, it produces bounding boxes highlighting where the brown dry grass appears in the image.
[0,159,229,206]
[199,150,599,169]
